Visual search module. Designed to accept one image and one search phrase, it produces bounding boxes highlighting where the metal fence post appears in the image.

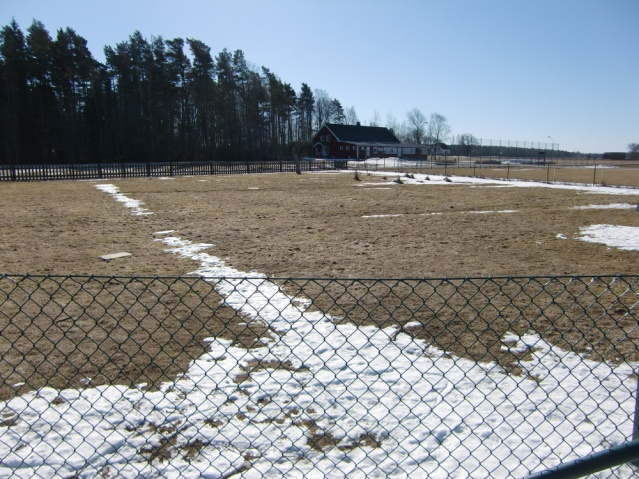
[633,375,639,467]
[522,438,639,479]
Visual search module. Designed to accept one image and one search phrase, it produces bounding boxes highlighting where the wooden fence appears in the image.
[0,159,342,182]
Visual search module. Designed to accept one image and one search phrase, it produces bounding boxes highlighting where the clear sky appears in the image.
[2,0,638,153]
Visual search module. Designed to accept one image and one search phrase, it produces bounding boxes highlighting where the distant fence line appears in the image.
[0,159,340,182]
[349,157,639,188]
[4,156,639,186]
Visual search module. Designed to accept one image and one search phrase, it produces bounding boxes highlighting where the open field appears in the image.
[1,170,639,399]
[3,170,639,277]
[2,170,639,477]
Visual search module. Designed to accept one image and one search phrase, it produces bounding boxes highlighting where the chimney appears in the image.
[356,121,361,126]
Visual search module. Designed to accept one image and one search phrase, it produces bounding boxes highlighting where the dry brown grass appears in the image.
[439,164,639,187]
[1,170,639,398]
[368,162,639,187]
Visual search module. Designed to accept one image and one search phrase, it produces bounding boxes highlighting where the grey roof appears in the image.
[324,123,400,143]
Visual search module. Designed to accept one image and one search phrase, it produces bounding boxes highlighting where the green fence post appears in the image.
[633,377,639,467]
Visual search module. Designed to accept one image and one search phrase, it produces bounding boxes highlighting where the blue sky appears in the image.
[2,0,638,153]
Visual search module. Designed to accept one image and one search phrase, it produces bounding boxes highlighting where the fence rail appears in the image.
[1,274,638,478]
[0,159,338,182]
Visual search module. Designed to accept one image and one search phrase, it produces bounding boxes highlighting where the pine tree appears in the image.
[187,38,216,160]
[296,83,314,142]
[330,98,345,124]
[0,19,29,166]
[26,20,56,163]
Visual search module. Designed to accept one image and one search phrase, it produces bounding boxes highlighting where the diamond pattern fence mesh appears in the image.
[1,274,638,478]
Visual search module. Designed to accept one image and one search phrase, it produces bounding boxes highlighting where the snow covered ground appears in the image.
[1,172,639,478]
[353,156,617,170]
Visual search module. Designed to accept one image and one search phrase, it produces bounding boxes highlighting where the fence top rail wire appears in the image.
[2,273,637,281]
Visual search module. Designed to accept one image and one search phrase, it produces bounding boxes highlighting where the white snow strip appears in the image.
[578,225,639,251]
[468,210,518,214]
[572,203,637,210]
[94,184,153,216]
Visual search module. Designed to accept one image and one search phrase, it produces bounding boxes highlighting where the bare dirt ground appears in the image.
[1,170,639,399]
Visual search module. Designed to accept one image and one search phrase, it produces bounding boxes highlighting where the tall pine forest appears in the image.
[0,19,323,166]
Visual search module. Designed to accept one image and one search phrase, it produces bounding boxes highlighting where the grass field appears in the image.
[353,158,639,188]
[2,169,639,478]
[1,170,639,398]
[3,169,639,277]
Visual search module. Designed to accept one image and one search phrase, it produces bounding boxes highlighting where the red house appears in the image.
[311,122,428,160]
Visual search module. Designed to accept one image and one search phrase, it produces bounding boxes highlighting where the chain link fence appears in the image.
[1,274,638,478]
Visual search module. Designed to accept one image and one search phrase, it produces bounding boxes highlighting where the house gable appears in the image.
[311,122,427,160]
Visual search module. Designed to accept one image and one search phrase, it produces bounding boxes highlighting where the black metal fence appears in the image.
[0,159,338,182]
[1,274,638,478]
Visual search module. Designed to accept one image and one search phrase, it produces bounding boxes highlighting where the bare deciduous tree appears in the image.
[386,112,407,140]
[314,89,332,129]
[368,110,381,127]
[406,108,428,144]
[458,133,479,155]
[344,106,359,125]
[426,112,451,145]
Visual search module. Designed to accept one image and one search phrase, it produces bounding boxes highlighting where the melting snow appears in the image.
[572,204,636,210]
[1,178,637,478]
[468,210,517,214]
[94,183,152,216]
[578,225,639,251]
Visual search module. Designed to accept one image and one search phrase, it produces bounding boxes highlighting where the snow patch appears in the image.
[468,210,518,214]
[94,184,152,216]
[578,225,639,251]
[572,204,636,210]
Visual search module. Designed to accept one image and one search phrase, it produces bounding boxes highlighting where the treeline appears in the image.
[448,142,572,159]
[0,19,351,165]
